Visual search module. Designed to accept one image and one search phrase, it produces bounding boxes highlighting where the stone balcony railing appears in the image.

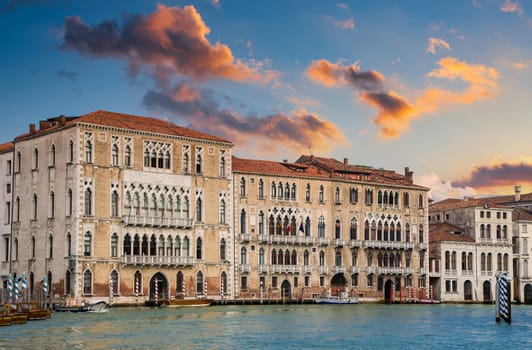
[122,255,195,266]
[122,215,193,228]
[363,241,414,250]
[378,267,404,275]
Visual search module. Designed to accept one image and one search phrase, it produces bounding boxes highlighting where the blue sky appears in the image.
[0,0,531,200]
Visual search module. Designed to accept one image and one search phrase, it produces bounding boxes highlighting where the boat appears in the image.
[314,292,359,305]
[0,305,12,326]
[5,304,28,324]
[161,298,211,307]
[53,301,109,313]
[12,302,52,320]
[416,298,441,305]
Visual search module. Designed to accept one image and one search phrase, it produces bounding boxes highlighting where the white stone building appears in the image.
[429,198,514,302]
[0,142,14,291]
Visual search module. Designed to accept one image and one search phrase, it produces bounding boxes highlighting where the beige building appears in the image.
[7,111,234,304]
[429,198,513,302]
[232,156,430,302]
[0,142,14,290]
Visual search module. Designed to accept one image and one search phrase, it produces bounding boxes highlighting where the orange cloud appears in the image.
[324,15,355,30]
[306,57,498,139]
[61,4,277,84]
[501,0,523,14]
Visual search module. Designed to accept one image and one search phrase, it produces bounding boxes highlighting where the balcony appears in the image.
[418,242,428,250]
[122,255,195,266]
[318,266,329,275]
[297,236,314,245]
[239,234,251,242]
[366,266,376,274]
[317,238,330,246]
[270,265,301,274]
[378,267,403,275]
[363,241,414,250]
[429,269,441,278]
[303,265,312,274]
[461,270,473,276]
[257,235,267,243]
[333,239,344,247]
[240,264,250,273]
[419,268,427,275]
[404,267,413,275]
[349,240,362,248]
[122,215,193,228]
[258,264,268,273]
[350,266,360,274]
[333,265,346,274]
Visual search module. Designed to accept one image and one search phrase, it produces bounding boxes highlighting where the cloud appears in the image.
[336,3,349,10]
[210,0,221,9]
[57,69,77,81]
[324,15,355,30]
[306,57,499,139]
[61,4,277,85]
[426,37,451,55]
[452,160,532,189]
[415,172,476,202]
[142,83,348,155]
[501,0,523,14]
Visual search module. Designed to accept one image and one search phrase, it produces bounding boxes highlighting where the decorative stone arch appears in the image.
[150,272,168,302]
[330,273,347,296]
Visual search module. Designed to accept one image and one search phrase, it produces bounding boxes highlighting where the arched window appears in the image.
[124,145,131,167]
[335,219,341,239]
[182,152,189,173]
[65,270,71,295]
[166,235,173,256]
[32,148,39,169]
[480,224,485,238]
[318,216,325,238]
[183,196,190,219]
[350,188,358,203]
[84,232,92,256]
[291,250,297,265]
[259,248,265,265]
[284,250,291,265]
[219,199,226,224]
[32,193,38,220]
[195,153,202,174]
[111,270,119,295]
[49,191,55,218]
[403,192,410,207]
[258,211,264,235]
[319,251,325,266]
[240,247,247,264]
[335,187,341,204]
[305,217,311,237]
[164,151,171,169]
[219,155,226,177]
[271,181,276,198]
[240,209,246,234]
[350,218,357,240]
[68,140,74,164]
[486,224,491,239]
[304,250,309,265]
[269,215,275,235]
[291,183,296,200]
[377,221,383,241]
[175,236,181,257]
[418,194,424,208]
[85,140,92,163]
[111,233,118,257]
[283,182,289,199]
[149,235,157,256]
[84,188,92,215]
[305,183,311,202]
[83,270,92,295]
[66,232,71,257]
[49,144,56,166]
[48,234,53,258]
[123,234,131,256]
[196,237,203,260]
[502,225,508,239]
[196,197,202,222]
[258,179,264,198]
[496,225,501,239]
[196,271,204,294]
[112,143,119,166]
[240,177,246,197]
[378,190,383,206]
[405,223,411,242]
[335,251,342,266]
[182,237,189,256]
[278,182,283,199]
[419,224,424,243]
[111,191,119,217]
[271,249,277,265]
[364,220,370,240]
[319,185,324,202]
[396,223,401,242]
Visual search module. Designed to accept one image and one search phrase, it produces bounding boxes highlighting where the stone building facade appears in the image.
[232,156,430,302]
[0,142,14,287]
[5,111,234,304]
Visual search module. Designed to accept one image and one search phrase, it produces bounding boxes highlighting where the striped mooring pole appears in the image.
[496,273,511,324]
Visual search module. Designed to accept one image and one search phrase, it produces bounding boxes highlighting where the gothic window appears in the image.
[258,179,264,198]
[32,148,39,169]
[111,233,118,257]
[305,183,311,202]
[111,191,119,217]
[84,188,92,215]
[49,144,56,167]
[219,199,226,224]
[220,238,226,261]
[240,177,246,197]
[111,136,119,166]
[196,197,202,222]
[143,141,172,170]
[335,187,341,204]
[195,147,203,174]
[83,270,92,295]
[182,145,190,173]
[196,237,203,260]
[258,211,264,235]
[219,151,226,177]
[319,185,324,203]
[84,132,93,163]
[350,218,358,240]
[318,216,325,238]
[350,187,358,203]
[84,231,92,256]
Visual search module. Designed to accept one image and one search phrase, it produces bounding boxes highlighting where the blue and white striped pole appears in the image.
[21,273,27,302]
[14,277,19,302]
[7,275,13,303]
[496,273,511,324]
[43,277,48,296]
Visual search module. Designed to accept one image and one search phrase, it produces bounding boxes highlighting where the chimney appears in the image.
[343,158,348,165]
[59,115,66,125]
[39,120,49,130]
[29,123,36,134]
[404,167,414,183]
[515,185,521,202]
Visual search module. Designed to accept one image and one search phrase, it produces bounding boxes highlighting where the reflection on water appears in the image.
[0,304,531,349]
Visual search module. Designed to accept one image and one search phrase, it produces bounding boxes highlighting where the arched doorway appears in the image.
[384,279,394,303]
[464,280,473,301]
[150,272,168,302]
[280,280,291,299]
[483,281,491,302]
[524,284,532,304]
[330,273,347,296]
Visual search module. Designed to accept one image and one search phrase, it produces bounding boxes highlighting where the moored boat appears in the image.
[0,305,12,326]
[6,304,28,324]
[314,292,359,305]
[163,298,211,307]
[12,302,52,320]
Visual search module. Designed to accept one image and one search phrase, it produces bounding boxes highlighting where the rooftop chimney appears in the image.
[29,123,36,134]
[343,158,348,165]
[39,120,50,130]
[404,167,414,183]
[515,185,521,202]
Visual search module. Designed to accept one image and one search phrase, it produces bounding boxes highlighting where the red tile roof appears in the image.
[0,142,13,153]
[429,223,475,243]
[429,197,508,212]
[15,110,232,144]
[513,207,532,221]
[232,156,330,178]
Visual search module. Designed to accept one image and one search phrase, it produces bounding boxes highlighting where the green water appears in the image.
[1,304,531,349]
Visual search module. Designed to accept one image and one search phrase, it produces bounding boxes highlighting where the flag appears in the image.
[299,221,305,235]
[286,225,291,234]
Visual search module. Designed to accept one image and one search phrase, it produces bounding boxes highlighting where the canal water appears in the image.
[1,304,531,349]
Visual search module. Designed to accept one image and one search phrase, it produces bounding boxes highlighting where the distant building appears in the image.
[0,142,14,289]
[233,155,429,302]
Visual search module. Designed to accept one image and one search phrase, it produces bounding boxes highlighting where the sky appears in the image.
[0,0,531,201]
